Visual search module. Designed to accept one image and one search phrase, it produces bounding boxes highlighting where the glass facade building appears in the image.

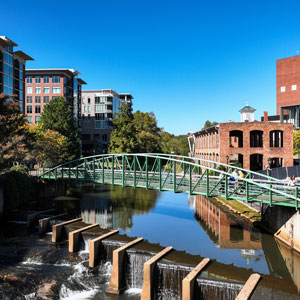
[0,36,33,111]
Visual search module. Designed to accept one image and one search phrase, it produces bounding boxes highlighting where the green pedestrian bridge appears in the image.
[40,153,300,209]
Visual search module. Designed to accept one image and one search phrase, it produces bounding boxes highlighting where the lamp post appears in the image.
[226,155,229,170]
[267,157,272,177]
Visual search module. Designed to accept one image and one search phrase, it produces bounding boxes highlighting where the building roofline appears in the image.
[14,50,34,61]
[82,89,119,95]
[0,36,18,47]
[26,68,81,76]
[277,54,300,62]
[77,78,87,85]
[119,93,134,99]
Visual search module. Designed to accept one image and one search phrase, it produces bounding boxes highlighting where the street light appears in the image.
[226,155,229,170]
[267,157,272,177]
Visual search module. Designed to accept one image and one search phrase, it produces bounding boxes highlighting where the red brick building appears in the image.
[276,55,300,128]
[24,69,86,126]
[189,106,293,171]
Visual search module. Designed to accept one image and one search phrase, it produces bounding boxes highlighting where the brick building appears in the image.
[0,36,33,111]
[189,105,293,171]
[24,69,86,126]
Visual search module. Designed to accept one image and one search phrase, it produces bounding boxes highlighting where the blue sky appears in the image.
[2,0,300,134]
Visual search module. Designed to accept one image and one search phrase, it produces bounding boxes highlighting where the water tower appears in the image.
[239,102,256,122]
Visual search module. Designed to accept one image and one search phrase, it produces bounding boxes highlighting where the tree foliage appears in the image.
[202,120,218,130]
[160,132,189,156]
[39,97,80,162]
[0,94,31,169]
[294,130,300,155]
[29,125,69,167]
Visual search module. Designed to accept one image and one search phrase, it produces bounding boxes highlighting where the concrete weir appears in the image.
[52,217,82,243]
[235,273,261,300]
[182,258,210,300]
[69,223,99,253]
[106,237,144,294]
[89,229,119,268]
[39,213,67,234]
[141,246,173,300]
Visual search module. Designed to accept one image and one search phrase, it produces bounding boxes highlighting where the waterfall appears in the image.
[125,250,152,290]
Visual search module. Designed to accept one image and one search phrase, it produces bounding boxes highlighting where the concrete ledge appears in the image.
[27,209,55,228]
[141,246,173,300]
[89,229,119,268]
[69,223,99,253]
[39,213,67,235]
[52,217,82,243]
[235,273,261,300]
[182,257,210,300]
[106,237,144,294]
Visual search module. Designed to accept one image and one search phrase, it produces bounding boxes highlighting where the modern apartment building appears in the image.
[81,90,133,155]
[24,69,86,125]
[0,36,33,111]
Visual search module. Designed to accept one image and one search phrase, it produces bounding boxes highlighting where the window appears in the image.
[35,106,41,114]
[52,86,61,94]
[27,86,32,94]
[292,85,297,91]
[102,134,107,142]
[35,76,41,83]
[27,116,32,124]
[43,76,49,83]
[26,96,32,103]
[26,106,32,114]
[88,98,91,104]
[35,96,41,103]
[82,134,90,141]
[44,87,50,94]
[84,106,88,113]
[44,96,50,103]
[52,76,60,83]
[35,116,41,123]
[83,120,91,128]
[94,134,100,140]
[270,130,283,147]
[281,86,286,92]
[35,87,41,94]
[95,120,106,129]
[95,104,105,113]
[26,76,32,83]
[82,97,86,104]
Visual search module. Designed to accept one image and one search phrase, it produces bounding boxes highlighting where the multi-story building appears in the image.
[24,69,86,125]
[188,104,293,171]
[0,36,33,111]
[81,90,133,155]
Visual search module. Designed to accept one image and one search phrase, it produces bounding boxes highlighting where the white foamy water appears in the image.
[59,285,99,300]
[22,257,71,267]
[125,288,142,295]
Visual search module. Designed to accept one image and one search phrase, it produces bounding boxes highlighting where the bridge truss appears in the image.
[40,153,300,209]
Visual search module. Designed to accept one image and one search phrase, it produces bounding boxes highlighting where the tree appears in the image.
[108,103,137,153]
[133,111,161,153]
[160,132,189,156]
[294,130,300,156]
[0,94,31,169]
[39,97,80,162]
[202,120,218,130]
[29,125,69,167]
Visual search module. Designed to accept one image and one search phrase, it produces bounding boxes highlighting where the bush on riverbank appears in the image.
[0,168,39,211]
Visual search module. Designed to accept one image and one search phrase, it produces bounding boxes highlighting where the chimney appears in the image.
[264,111,268,122]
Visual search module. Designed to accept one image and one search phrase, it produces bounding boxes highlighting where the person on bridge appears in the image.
[288,175,298,187]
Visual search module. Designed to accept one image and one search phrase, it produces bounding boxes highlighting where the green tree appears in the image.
[133,111,161,153]
[294,130,300,156]
[108,103,137,153]
[39,97,80,162]
[202,120,218,130]
[160,132,189,156]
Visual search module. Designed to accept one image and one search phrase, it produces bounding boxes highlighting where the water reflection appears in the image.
[80,185,159,230]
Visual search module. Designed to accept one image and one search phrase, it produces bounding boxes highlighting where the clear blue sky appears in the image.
[2,0,300,135]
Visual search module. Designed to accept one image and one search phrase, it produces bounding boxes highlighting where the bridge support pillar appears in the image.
[261,205,300,253]
[52,217,82,243]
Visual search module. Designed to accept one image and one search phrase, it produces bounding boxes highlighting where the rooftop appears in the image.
[239,103,256,113]
[0,36,18,47]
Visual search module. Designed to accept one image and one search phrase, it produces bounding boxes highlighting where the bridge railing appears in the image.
[39,153,300,209]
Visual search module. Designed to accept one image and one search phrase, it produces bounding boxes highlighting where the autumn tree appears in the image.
[294,130,300,157]
[0,94,31,169]
[202,120,218,130]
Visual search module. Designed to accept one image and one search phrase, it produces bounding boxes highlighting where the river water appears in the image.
[0,183,299,299]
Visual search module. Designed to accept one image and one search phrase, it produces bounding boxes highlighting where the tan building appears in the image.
[189,104,294,171]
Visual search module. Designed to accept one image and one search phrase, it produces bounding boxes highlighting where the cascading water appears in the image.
[125,250,152,292]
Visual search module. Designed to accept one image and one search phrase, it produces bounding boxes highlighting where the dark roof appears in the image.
[239,104,256,113]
